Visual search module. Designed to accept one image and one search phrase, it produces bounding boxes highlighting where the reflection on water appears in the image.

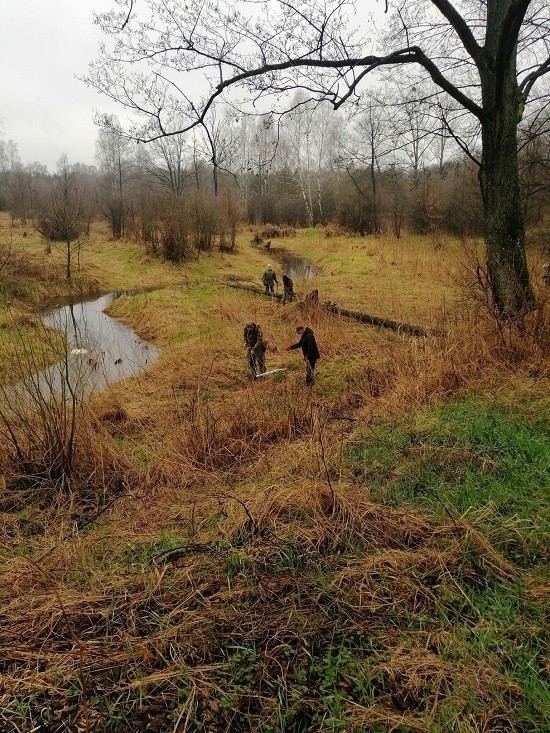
[267,249,321,280]
[23,291,161,400]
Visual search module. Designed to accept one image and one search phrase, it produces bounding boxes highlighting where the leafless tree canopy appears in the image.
[87,1,548,140]
[85,1,550,317]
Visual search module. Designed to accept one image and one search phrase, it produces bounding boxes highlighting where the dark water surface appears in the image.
[263,248,321,280]
[31,290,160,399]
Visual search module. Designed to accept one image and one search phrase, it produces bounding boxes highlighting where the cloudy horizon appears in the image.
[0,0,125,171]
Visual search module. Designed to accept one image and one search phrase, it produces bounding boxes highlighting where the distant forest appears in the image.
[1,95,548,262]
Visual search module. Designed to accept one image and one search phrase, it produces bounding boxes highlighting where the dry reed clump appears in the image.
[365,300,550,417]
[0,393,136,528]
[75,412,137,491]
[220,480,518,578]
[166,381,321,471]
[219,481,432,550]
[253,224,297,239]
[315,222,348,238]
[347,652,521,733]
[0,479,528,733]
[372,645,520,711]
[341,365,397,405]
[1,247,65,285]
[93,398,129,430]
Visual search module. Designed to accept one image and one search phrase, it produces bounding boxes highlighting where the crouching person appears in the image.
[244,323,267,377]
[251,335,268,376]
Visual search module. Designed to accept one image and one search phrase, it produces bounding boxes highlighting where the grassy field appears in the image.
[0,216,548,732]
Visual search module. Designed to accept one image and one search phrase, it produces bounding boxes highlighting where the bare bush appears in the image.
[0,314,129,497]
[0,319,90,490]
[35,156,89,279]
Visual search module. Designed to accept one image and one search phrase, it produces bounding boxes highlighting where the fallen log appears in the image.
[223,280,430,336]
[323,302,428,336]
[225,281,283,301]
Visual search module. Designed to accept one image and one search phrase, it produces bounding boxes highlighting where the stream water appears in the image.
[25,290,160,400]
[261,247,321,280]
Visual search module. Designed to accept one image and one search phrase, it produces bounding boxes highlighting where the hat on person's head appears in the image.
[267,264,273,269]
[296,325,305,333]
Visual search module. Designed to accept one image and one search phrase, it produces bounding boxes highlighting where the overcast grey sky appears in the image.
[0,0,122,171]
[0,1,386,172]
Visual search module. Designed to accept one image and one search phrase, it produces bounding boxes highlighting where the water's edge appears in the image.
[33,289,161,399]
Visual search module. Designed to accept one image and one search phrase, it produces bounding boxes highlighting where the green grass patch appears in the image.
[348,394,549,566]
[434,578,549,732]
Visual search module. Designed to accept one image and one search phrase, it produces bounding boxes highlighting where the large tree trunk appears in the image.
[478,1,535,318]
[479,108,534,317]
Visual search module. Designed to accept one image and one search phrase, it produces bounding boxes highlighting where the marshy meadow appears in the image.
[0,213,548,732]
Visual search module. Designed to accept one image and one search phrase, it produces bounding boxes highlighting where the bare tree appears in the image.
[281,99,317,226]
[137,127,192,196]
[36,156,88,279]
[88,0,550,317]
[384,164,408,238]
[341,94,395,233]
[96,115,134,238]
[518,103,550,226]
[245,117,279,224]
[0,139,38,225]
[278,96,341,226]
[197,106,235,197]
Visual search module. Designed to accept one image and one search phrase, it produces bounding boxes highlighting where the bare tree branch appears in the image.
[439,104,481,167]
[519,55,550,102]
[121,0,134,30]
[429,0,483,65]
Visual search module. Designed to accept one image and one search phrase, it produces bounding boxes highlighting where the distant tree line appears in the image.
[1,90,548,268]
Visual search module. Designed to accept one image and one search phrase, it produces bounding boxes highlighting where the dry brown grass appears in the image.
[0,473,529,732]
[1,219,548,731]
[271,231,463,328]
[266,228,549,332]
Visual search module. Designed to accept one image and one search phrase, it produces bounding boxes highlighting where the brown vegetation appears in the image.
[0,223,548,731]
[251,225,297,240]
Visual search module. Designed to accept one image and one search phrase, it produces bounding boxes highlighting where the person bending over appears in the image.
[287,325,320,386]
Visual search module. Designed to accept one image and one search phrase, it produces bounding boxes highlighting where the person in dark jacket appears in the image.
[281,273,296,304]
[287,325,320,386]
